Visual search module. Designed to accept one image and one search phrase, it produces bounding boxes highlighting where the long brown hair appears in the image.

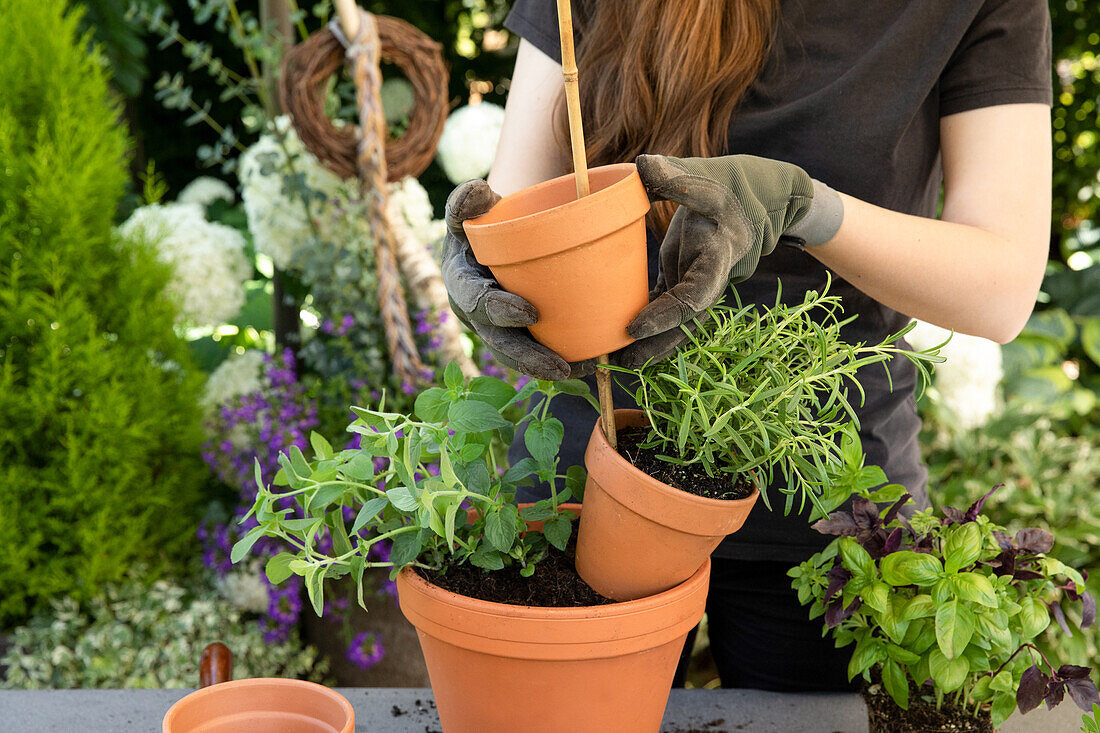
[558,0,779,230]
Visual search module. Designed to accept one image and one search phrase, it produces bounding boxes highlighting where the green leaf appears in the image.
[555,379,600,411]
[935,599,976,659]
[944,523,982,574]
[565,465,587,501]
[847,634,883,681]
[288,445,312,479]
[543,516,571,551]
[448,399,511,433]
[307,484,345,514]
[524,417,565,468]
[952,572,998,607]
[341,453,377,481]
[415,388,450,422]
[520,502,557,522]
[468,376,517,409]
[444,500,459,549]
[860,581,889,614]
[469,544,505,570]
[310,432,333,460]
[389,530,422,567]
[444,361,463,390]
[1019,596,1051,639]
[352,497,390,534]
[991,691,1016,729]
[230,527,263,564]
[304,565,324,617]
[839,537,875,579]
[386,486,418,512]
[463,460,491,496]
[502,457,539,484]
[928,648,969,692]
[970,674,994,702]
[485,510,518,552]
[882,660,909,710]
[899,594,936,621]
[265,552,297,585]
[881,551,943,587]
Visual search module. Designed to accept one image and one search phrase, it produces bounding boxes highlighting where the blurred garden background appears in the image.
[1,0,1098,690]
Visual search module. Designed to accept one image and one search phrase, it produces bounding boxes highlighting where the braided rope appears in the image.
[347,12,425,387]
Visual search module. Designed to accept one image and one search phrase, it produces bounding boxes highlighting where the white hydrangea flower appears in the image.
[119,202,251,328]
[202,349,266,409]
[217,562,270,615]
[908,320,1003,430]
[238,116,347,270]
[177,176,236,207]
[435,102,506,184]
[388,176,445,245]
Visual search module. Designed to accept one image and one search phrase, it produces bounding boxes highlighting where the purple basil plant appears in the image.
[790,483,1098,728]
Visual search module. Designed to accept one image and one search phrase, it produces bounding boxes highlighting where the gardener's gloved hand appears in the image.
[615,153,845,369]
[442,180,595,381]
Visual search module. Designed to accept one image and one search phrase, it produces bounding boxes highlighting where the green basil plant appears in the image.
[789,483,1099,728]
[232,364,595,615]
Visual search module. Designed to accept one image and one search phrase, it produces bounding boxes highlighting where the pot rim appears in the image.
[463,162,649,266]
[162,678,354,733]
[587,409,761,536]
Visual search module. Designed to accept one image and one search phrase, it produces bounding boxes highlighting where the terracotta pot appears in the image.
[396,504,709,733]
[162,678,354,733]
[576,409,760,601]
[463,163,651,362]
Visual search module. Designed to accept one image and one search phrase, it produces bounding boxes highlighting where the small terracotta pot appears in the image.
[396,504,709,733]
[576,409,760,601]
[162,678,354,733]
[463,163,651,362]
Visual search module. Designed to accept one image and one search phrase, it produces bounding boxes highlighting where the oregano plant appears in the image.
[231,363,596,615]
[612,276,945,516]
[789,484,1098,728]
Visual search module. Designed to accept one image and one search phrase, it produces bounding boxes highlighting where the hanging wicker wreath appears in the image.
[279,15,449,182]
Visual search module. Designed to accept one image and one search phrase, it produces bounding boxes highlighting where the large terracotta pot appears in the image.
[463,163,650,362]
[162,678,353,733]
[395,504,709,733]
[576,409,760,601]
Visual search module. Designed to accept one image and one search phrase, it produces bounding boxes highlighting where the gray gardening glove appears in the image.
[615,153,844,369]
[442,180,596,381]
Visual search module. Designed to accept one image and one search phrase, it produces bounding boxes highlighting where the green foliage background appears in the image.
[0,0,208,624]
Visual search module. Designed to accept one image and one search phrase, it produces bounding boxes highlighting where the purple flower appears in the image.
[321,319,335,334]
[347,632,385,670]
[338,314,355,335]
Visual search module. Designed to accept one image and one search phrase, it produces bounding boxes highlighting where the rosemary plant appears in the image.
[613,277,945,517]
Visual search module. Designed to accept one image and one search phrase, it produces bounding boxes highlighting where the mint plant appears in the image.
[789,484,1098,728]
[232,363,594,615]
[613,277,945,516]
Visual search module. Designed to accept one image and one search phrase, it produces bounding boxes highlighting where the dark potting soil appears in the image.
[862,678,992,733]
[616,427,754,501]
[419,543,614,607]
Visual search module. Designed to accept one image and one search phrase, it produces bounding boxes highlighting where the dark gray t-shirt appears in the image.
[504,0,1052,561]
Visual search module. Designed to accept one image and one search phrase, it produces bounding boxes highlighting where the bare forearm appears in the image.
[809,193,1047,344]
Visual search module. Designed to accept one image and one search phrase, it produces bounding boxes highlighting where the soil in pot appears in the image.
[616,427,754,501]
[862,678,992,733]
[419,543,614,607]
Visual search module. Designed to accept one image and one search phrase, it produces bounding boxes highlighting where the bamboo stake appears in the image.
[333,0,360,39]
[555,0,616,449]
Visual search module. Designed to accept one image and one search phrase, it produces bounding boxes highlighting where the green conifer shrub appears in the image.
[0,0,207,624]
